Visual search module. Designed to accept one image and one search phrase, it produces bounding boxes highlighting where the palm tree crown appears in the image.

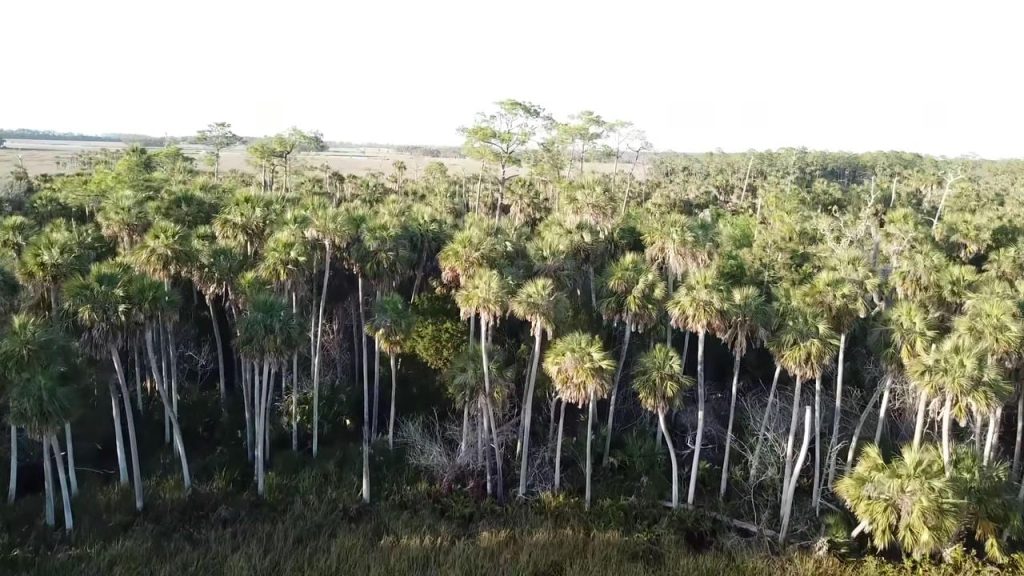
[632,344,692,413]
[543,332,615,406]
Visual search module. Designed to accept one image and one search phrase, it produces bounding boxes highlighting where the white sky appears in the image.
[4,0,1023,157]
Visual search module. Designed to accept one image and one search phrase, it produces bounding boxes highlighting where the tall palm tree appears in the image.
[632,344,692,508]
[599,252,666,466]
[543,331,615,510]
[236,292,302,496]
[773,299,836,514]
[191,238,246,407]
[455,267,509,502]
[96,189,151,253]
[63,261,145,511]
[877,300,938,447]
[508,277,565,497]
[717,285,769,498]
[667,266,725,506]
[642,213,695,345]
[0,315,78,532]
[365,294,415,449]
[127,274,191,492]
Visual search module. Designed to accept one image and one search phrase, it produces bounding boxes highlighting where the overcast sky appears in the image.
[4,1,1022,157]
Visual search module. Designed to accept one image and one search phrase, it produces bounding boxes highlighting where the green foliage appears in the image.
[410,291,467,372]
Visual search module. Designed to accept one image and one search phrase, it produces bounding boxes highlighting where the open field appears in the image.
[0,139,638,178]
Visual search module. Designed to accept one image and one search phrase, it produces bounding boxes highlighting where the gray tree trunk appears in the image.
[812,374,822,515]
[750,365,782,477]
[312,242,332,458]
[687,330,707,507]
[586,390,596,510]
[826,332,847,489]
[108,380,128,485]
[63,423,77,497]
[554,401,566,493]
[659,409,680,508]
[6,425,15,503]
[781,375,803,514]
[874,375,892,445]
[43,438,54,527]
[845,383,883,473]
[358,275,370,503]
[111,347,144,511]
[719,354,742,499]
[518,328,543,497]
[603,323,632,466]
[912,390,929,450]
[388,354,398,449]
[49,435,73,533]
[479,318,504,502]
[146,325,191,491]
[779,406,811,545]
[207,298,227,407]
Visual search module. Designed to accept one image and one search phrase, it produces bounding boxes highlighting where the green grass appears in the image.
[1,442,1019,576]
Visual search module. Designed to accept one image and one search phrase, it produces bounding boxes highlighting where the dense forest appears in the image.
[2,101,1024,574]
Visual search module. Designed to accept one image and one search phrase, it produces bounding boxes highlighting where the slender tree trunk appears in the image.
[845,383,883,473]
[108,380,128,486]
[681,331,691,374]
[208,298,227,408]
[482,399,492,495]
[49,435,73,533]
[781,376,803,513]
[259,360,272,494]
[359,275,370,503]
[665,275,674,346]
[63,423,77,497]
[554,401,566,493]
[984,407,1001,465]
[372,337,381,438]
[7,425,16,503]
[518,328,543,497]
[43,438,54,527]
[479,317,504,502]
[459,403,469,457]
[241,359,254,461]
[779,406,812,545]
[588,265,597,310]
[168,324,179,456]
[826,332,847,490]
[134,343,143,415]
[254,359,264,493]
[659,409,680,508]
[111,347,143,511]
[146,325,190,491]
[603,323,632,466]
[720,354,742,499]
[912,389,929,450]
[585,391,597,510]
[751,365,782,477]
[388,354,398,450]
[312,242,332,458]
[687,330,707,507]
[159,322,170,445]
[812,374,822,514]
[874,375,892,445]
[942,393,953,475]
[1014,386,1024,480]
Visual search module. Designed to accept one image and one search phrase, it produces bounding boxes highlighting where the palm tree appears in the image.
[599,252,666,466]
[96,189,150,252]
[455,267,509,502]
[63,261,145,511]
[543,331,615,510]
[877,300,938,447]
[666,266,725,506]
[632,344,692,508]
[837,443,960,559]
[717,285,769,498]
[366,294,415,449]
[0,315,78,532]
[642,213,695,345]
[508,277,565,497]
[236,292,302,496]
[191,238,246,407]
[127,274,191,491]
[772,299,836,515]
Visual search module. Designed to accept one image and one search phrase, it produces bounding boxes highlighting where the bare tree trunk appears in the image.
[912,390,929,450]
[781,376,803,514]
[845,383,883,473]
[554,401,566,493]
[720,354,742,499]
[585,390,596,511]
[459,403,469,456]
[388,354,398,449]
[49,435,73,532]
[312,243,332,458]
[372,337,381,438]
[43,438,54,527]
[108,379,128,485]
[812,374,822,514]
[738,155,754,205]
[1015,386,1024,480]
[241,359,254,461]
[603,323,632,466]
[751,365,782,477]
[659,409,680,508]
[518,328,543,497]
[208,298,227,408]
[6,425,15,504]
[779,406,812,545]
[687,330,707,507]
[480,317,504,502]
[359,275,370,503]
[942,393,953,475]
[146,325,191,491]
[984,407,1002,465]
[63,423,78,497]
[874,375,892,445]
[111,347,144,511]
[826,332,847,489]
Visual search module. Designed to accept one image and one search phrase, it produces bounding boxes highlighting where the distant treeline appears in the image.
[0,128,184,148]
